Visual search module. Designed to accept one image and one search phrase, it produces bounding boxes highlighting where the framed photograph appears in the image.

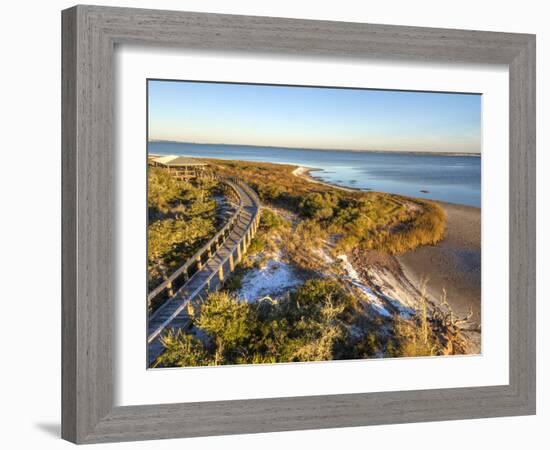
[62,5,536,444]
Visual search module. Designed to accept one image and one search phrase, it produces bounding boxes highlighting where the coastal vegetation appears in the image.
[147,167,223,310]
[148,159,478,366]
[210,159,446,256]
[157,281,471,367]
[158,280,364,366]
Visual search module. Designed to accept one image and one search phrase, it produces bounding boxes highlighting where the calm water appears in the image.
[149,142,481,207]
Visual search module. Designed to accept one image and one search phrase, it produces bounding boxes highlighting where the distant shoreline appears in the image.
[148,140,481,157]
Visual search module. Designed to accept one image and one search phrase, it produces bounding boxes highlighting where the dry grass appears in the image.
[208,159,446,256]
[388,281,472,357]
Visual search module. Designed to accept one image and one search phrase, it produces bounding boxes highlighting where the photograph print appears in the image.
[146,80,481,369]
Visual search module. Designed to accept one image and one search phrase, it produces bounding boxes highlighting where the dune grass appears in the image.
[147,168,223,298]
[208,159,446,256]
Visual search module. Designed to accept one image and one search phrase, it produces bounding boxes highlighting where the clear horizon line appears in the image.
[147,138,481,156]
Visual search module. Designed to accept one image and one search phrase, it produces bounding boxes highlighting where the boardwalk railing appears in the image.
[147,179,248,307]
[147,207,261,344]
[147,178,262,349]
[199,180,261,294]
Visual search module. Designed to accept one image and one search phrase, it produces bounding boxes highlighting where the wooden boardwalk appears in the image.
[147,179,261,366]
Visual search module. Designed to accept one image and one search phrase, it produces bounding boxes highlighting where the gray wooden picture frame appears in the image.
[61,4,536,444]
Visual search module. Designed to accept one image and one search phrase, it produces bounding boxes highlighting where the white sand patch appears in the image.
[310,247,337,272]
[361,265,419,317]
[386,298,416,319]
[337,255,392,317]
[292,165,356,193]
[337,254,361,279]
[337,254,418,319]
[313,247,335,264]
[237,258,303,303]
[291,166,311,176]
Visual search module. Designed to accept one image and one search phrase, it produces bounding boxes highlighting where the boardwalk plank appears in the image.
[147,180,261,366]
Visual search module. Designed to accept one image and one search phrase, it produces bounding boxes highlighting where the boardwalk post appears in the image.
[147,178,261,365]
[236,242,242,262]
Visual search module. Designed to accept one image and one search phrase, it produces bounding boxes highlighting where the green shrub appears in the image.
[287,279,358,323]
[197,292,252,364]
[147,168,223,302]
[147,216,216,294]
[258,184,285,202]
[247,236,266,255]
[223,273,243,292]
[159,280,359,366]
[300,192,340,220]
[260,208,288,231]
[157,330,210,367]
[148,167,191,215]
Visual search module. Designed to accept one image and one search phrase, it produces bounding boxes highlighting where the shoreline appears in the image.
[292,165,481,209]
[293,165,482,332]
[149,141,481,157]
[397,202,481,327]
[291,166,361,193]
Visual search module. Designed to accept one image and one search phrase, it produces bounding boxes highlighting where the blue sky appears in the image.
[148,80,481,153]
